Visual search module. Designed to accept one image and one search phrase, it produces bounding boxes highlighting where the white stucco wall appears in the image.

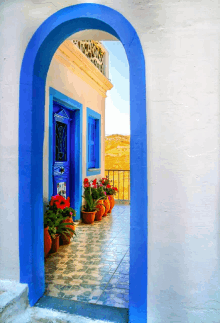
[1,0,220,321]
[43,55,106,202]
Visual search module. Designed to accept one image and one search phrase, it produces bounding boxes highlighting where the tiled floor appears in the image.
[45,205,130,308]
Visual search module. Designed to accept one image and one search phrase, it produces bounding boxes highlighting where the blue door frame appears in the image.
[49,88,82,220]
[19,4,148,322]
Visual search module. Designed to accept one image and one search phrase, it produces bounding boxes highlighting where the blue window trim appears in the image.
[86,107,101,176]
[49,87,82,219]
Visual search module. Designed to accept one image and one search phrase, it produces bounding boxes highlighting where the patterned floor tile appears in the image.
[45,205,130,308]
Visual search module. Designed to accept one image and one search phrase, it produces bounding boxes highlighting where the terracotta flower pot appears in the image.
[51,234,60,253]
[103,198,110,216]
[95,200,105,221]
[44,227,52,257]
[60,217,75,245]
[108,195,115,213]
[82,210,96,224]
[60,234,71,245]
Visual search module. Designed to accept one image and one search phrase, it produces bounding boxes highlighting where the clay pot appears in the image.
[95,200,105,221]
[103,198,110,216]
[108,195,115,213]
[60,234,72,245]
[44,227,52,257]
[82,210,96,224]
[51,234,60,253]
[60,217,75,245]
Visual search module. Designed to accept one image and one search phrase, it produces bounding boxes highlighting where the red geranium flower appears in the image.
[50,195,69,209]
[113,187,118,191]
[50,194,61,206]
[92,179,97,185]
[84,182,90,188]
[84,178,89,184]
[66,197,70,207]
[106,184,111,188]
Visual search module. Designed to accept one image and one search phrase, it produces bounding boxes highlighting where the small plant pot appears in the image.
[51,234,60,253]
[44,227,52,257]
[60,217,75,245]
[60,234,71,245]
[103,198,110,216]
[82,211,96,224]
[95,200,105,221]
[108,195,115,213]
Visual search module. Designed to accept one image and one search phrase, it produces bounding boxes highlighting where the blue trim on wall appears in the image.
[19,4,148,321]
[49,88,82,220]
[86,108,101,177]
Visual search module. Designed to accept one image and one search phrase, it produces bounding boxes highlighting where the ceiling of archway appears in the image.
[67,29,118,41]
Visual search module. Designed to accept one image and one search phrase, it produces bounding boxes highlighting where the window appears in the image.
[87,108,101,176]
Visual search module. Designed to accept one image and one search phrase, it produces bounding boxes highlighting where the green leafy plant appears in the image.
[44,194,76,239]
[82,178,102,212]
[98,177,118,196]
[104,185,118,196]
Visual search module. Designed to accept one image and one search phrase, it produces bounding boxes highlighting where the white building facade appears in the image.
[0,1,220,322]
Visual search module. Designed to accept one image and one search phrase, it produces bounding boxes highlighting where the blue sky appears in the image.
[102,41,130,136]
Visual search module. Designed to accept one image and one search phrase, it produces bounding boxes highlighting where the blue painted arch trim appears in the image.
[19,4,148,322]
[86,107,101,177]
[49,88,82,220]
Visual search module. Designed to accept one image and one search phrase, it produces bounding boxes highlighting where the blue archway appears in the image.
[19,4,148,322]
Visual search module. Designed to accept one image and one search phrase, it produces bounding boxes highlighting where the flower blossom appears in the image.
[50,194,69,209]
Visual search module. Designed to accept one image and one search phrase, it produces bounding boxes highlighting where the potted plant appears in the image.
[82,178,101,223]
[44,195,76,252]
[91,180,105,221]
[104,184,118,213]
[60,207,76,245]
[44,224,52,258]
[99,177,118,215]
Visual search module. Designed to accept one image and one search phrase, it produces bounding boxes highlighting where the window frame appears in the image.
[86,107,101,176]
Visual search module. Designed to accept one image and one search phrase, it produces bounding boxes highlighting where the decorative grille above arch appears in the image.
[72,40,105,75]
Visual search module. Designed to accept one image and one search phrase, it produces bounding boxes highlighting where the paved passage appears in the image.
[45,205,130,308]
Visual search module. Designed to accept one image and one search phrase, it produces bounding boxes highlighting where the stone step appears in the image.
[9,306,117,323]
[0,280,128,323]
[34,296,128,323]
[0,280,29,323]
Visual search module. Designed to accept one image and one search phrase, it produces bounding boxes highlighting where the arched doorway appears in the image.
[19,4,148,322]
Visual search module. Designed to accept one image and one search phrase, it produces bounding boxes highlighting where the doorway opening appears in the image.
[43,37,130,309]
[19,4,148,322]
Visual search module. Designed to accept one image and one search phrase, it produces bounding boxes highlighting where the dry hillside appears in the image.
[105,134,130,170]
[105,135,130,200]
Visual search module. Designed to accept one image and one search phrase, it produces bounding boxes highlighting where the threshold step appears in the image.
[35,295,129,323]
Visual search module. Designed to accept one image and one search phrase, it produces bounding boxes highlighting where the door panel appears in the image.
[53,105,71,198]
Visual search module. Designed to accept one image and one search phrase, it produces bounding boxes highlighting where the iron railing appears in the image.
[105,170,130,201]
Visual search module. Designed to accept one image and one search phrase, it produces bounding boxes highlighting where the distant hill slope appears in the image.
[105,134,130,170]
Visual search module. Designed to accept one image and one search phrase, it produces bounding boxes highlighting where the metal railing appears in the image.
[105,170,130,201]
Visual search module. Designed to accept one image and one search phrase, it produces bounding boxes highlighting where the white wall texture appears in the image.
[1,0,220,321]
[44,56,106,202]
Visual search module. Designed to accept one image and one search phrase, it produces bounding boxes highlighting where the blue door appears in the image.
[53,105,71,198]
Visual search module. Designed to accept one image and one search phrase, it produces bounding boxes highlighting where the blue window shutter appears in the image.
[88,117,96,168]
